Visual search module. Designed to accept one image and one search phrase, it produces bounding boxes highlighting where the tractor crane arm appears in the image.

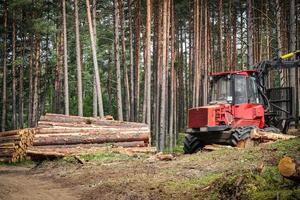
[254,50,300,132]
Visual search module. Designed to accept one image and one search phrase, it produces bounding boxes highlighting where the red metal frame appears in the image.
[188,70,265,130]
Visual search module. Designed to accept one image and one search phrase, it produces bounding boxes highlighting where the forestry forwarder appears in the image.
[184,50,300,154]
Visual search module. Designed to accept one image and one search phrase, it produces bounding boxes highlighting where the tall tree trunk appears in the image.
[128,0,134,121]
[1,1,7,131]
[159,0,168,151]
[19,36,25,129]
[289,0,297,120]
[12,11,17,129]
[145,0,152,126]
[54,27,63,114]
[28,37,34,127]
[32,35,41,127]
[92,0,97,117]
[232,5,237,69]
[155,0,162,149]
[86,0,104,117]
[247,0,254,66]
[203,0,208,105]
[74,0,84,116]
[119,0,130,121]
[114,0,123,121]
[63,0,70,115]
[169,0,175,151]
[219,0,224,71]
[134,0,141,121]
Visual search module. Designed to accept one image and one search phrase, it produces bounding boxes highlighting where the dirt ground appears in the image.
[0,137,299,200]
[0,166,79,200]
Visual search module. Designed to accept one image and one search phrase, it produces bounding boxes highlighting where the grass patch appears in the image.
[74,152,134,163]
[268,137,300,159]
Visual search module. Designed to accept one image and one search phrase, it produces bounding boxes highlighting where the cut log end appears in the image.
[278,156,300,182]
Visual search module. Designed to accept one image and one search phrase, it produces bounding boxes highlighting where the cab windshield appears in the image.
[210,76,232,103]
[210,75,261,105]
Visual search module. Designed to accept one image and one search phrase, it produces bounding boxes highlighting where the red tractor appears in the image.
[184,51,300,154]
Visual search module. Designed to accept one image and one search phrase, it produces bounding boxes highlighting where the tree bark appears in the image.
[74,0,84,116]
[128,0,135,121]
[12,11,17,129]
[32,35,41,127]
[145,0,152,127]
[1,1,7,131]
[86,0,104,117]
[159,0,168,151]
[119,0,130,121]
[247,0,254,66]
[134,0,141,121]
[62,0,70,115]
[219,0,224,70]
[114,0,123,121]
[92,0,97,117]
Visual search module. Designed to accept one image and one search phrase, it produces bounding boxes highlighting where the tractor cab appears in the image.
[209,70,261,106]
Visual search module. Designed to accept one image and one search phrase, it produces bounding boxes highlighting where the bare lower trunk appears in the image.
[1,1,7,131]
[12,11,17,129]
[114,0,123,121]
[32,35,41,127]
[63,0,70,115]
[74,0,84,116]
[86,0,104,117]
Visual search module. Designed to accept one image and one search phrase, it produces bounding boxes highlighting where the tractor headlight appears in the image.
[200,127,208,132]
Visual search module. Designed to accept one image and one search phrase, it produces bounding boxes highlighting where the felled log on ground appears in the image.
[33,131,149,146]
[203,144,233,151]
[0,128,35,163]
[250,129,296,141]
[278,157,300,183]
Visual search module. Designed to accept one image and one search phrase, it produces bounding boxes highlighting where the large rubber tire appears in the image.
[183,134,203,154]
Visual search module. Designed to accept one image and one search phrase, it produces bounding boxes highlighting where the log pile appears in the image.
[0,129,35,163]
[28,113,151,159]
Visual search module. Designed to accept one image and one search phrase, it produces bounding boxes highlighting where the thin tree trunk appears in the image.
[86,0,104,117]
[114,0,123,121]
[134,0,141,121]
[1,1,7,131]
[63,0,70,115]
[247,0,254,66]
[19,34,25,129]
[219,0,224,70]
[12,11,17,129]
[92,0,99,117]
[74,0,84,116]
[119,0,130,121]
[159,0,168,151]
[128,0,134,121]
[169,0,175,151]
[32,35,41,127]
[145,0,152,127]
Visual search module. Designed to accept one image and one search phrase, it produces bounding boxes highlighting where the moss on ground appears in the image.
[75,152,134,163]
[208,138,300,200]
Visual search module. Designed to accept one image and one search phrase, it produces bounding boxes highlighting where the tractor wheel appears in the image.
[183,134,203,154]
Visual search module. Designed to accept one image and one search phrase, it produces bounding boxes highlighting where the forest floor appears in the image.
[0,132,300,200]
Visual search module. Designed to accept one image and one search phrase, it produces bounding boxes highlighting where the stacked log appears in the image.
[28,113,151,158]
[0,129,35,163]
